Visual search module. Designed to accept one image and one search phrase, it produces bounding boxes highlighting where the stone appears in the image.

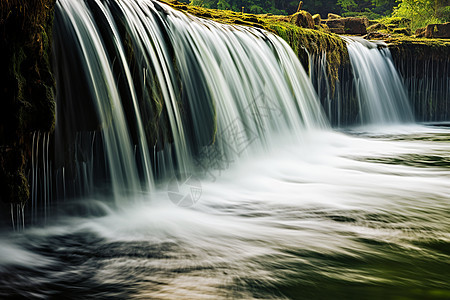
[328,13,342,19]
[425,22,450,39]
[326,17,368,35]
[345,17,368,35]
[312,14,321,26]
[290,10,314,29]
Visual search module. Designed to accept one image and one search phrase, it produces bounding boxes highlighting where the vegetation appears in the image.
[182,0,400,18]
[182,0,450,32]
[393,0,450,30]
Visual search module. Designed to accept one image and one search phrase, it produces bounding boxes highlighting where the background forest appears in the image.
[183,0,450,29]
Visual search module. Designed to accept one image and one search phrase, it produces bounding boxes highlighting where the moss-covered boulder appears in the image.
[290,10,314,29]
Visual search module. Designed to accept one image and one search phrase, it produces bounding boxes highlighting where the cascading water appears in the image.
[52,0,327,204]
[1,1,450,298]
[344,37,414,124]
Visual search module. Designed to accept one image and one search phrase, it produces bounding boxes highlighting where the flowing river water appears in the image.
[1,125,449,299]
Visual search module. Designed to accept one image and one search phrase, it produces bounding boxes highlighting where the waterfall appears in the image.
[344,37,414,124]
[51,0,327,205]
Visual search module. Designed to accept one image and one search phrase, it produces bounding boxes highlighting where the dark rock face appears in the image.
[0,1,56,204]
[425,22,450,39]
[290,10,314,29]
[326,17,368,35]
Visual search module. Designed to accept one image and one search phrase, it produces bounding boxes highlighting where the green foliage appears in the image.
[338,0,358,12]
[342,10,382,19]
[187,0,400,19]
[393,0,450,30]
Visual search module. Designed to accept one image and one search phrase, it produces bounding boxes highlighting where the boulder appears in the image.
[415,27,426,38]
[345,17,368,35]
[425,22,450,39]
[326,17,368,35]
[290,10,314,29]
[328,13,342,19]
[312,14,321,26]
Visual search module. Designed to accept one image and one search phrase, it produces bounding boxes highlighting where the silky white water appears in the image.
[52,0,327,207]
[1,125,449,299]
[345,37,414,124]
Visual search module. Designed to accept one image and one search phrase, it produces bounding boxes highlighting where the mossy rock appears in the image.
[379,17,411,29]
[290,10,314,29]
[387,36,450,61]
[367,23,387,33]
[393,27,412,36]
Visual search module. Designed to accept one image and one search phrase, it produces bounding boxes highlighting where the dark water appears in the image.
[1,126,449,299]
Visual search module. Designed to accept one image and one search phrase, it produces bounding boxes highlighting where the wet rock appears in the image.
[425,22,450,39]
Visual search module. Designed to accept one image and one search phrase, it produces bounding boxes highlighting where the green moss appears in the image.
[386,36,450,61]
[377,16,412,29]
[393,27,411,36]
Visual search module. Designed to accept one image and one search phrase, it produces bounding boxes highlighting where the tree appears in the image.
[394,0,450,29]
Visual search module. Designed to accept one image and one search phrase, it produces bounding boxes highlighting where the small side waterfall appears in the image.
[50,0,327,207]
[344,37,414,124]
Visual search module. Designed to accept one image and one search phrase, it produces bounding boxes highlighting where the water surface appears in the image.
[1,126,449,299]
